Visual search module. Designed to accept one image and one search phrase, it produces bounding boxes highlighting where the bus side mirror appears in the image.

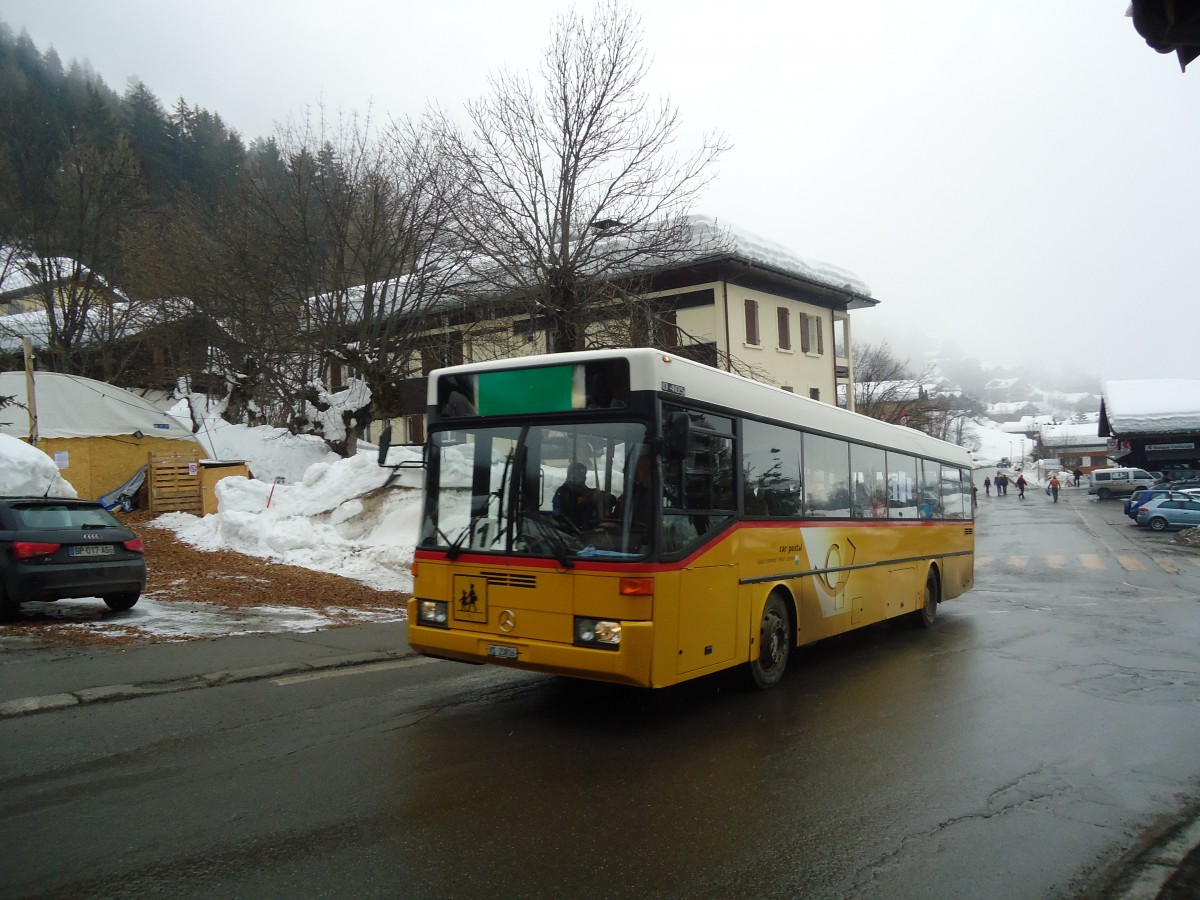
[377,425,393,468]
[665,412,690,460]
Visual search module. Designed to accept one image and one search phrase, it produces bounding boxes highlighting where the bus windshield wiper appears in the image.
[445,525,470,560]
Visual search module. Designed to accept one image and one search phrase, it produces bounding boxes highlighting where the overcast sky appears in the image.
[4,1,1197,384]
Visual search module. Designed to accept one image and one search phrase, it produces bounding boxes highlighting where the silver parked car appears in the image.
[1135,495,1200,532]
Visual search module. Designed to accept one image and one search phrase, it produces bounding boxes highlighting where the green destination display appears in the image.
[476,365,579,415]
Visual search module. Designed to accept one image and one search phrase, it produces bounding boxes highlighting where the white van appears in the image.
[1087,467,1156,499]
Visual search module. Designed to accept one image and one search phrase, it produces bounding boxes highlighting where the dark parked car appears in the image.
[0,497,146,621]
[1125,487,1186,519]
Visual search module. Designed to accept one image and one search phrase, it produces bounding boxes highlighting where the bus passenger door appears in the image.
[677,562,738,675]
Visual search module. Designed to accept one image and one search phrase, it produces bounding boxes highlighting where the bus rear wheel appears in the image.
[911,569,939,629]
[748,593,791,689]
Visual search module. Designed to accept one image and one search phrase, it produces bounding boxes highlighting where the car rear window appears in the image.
[11,505,122,530]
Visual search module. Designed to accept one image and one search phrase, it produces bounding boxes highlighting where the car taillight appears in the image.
[122,537,145,553]
[14,541,60,560]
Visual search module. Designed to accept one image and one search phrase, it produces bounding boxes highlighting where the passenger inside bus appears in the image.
[617,454,657,528]
[552,462,602,529]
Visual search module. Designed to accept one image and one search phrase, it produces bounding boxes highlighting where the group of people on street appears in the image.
[984,473,1010,496]
[982,469,1068,503]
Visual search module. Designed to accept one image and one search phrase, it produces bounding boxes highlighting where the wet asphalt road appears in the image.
[1,478,1199,898]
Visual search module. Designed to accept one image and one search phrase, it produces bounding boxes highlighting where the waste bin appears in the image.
[199,460,250,515]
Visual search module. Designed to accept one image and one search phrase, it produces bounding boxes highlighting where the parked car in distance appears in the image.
[1087,467,1157,500]
[996,457,1010,468]
[1160,479,1200,492]
[1123,487,1200,519]
[1135,495,1200,531]
[0,497,147,621]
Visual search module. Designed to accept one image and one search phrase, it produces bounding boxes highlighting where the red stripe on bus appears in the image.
[413,517,972,573]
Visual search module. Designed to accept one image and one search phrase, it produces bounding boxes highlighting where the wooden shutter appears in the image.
[745,299,759,345]
[800,313,811,352]
[816,316,824,354]
[777,308,790,350]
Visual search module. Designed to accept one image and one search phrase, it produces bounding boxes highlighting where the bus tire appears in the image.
[911,568,939,629]
[748,592,791,689]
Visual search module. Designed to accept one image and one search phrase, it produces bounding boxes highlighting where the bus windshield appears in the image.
[421,421,653,561]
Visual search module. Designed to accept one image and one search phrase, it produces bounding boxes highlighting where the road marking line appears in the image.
[1152,556,1182,575]
[273,657,436,686]
[1117,555,1146,572]
[1045,555,1066,569]
[976,556,993,568]
[1080,554,1105,570]
[1009,556,1028,570]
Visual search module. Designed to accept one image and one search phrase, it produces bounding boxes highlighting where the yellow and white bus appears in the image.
[400,348,974,689]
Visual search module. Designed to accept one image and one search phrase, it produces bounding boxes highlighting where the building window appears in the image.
[809,387,821,401]
[744,298,760,345]
[834,318,847,358]
[800,313,824,354]
[776,308,790,350]
[406,414,425,445]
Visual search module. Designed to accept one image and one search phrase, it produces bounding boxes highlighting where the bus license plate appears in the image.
[486,644,518,660]
[70,545,115,557]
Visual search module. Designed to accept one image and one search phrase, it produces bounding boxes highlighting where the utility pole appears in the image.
[22,337,38,446]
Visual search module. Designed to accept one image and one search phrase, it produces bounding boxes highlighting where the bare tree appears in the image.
[439,0,727,352]
[854,339,981,445]
[0,132,154,381]
[852,340,926,425]
[171,111,470,456]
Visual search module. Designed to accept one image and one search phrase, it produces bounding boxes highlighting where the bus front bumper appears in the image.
[406,620,656,688]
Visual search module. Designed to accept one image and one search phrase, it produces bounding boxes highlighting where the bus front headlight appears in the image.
[418,600,449,626]
[575,617,621,649]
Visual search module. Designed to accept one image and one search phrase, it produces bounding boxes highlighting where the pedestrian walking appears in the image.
[997,473,1008,495]
[1072,468,1082,487]
[983,476,992,497]
[1049,475,1060,503]
[1016,474,1027,499]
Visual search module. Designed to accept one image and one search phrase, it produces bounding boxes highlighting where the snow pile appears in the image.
[174,405,345,485]
[159,448,425,593]
[0,433,77,497]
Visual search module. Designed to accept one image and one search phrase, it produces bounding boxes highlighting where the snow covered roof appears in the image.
[1101,379,1200,434]
[0,371,195,441]
[1040,423,1107,448]
[683,216,873,302]
[987,401,1038,414]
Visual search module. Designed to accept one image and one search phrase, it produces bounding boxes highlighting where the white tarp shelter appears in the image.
[0,371,202,501]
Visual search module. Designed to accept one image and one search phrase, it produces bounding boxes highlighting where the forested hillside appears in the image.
[0,22,459,456]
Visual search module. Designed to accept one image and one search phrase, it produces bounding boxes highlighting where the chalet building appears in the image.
[386,218,877,443]
[1099,379,1200,477]
[983,377,1033,404]
[1038,423,1109,473]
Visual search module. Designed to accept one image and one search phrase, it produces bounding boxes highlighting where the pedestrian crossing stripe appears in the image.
[1117,554,1146,572]
[974,553,1194,575]
[1151,555,1182,575]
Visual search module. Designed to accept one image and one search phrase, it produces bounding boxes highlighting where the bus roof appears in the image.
[428,348,973,467]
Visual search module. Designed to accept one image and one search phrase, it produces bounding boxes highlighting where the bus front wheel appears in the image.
[911,569,939,629]
[748,593,791,689]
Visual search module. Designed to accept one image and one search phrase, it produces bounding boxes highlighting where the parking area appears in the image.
[1083,488,1200,551]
